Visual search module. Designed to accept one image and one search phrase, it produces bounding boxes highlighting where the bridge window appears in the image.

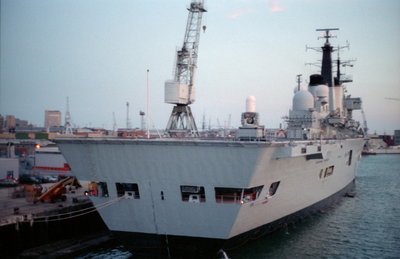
[180,185,206,203]
[116,183,140,199]
[269,181,280,196]
[324,166,334,177]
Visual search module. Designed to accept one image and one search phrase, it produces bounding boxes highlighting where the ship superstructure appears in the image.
[287,28,363,140]
[55,8,366,258]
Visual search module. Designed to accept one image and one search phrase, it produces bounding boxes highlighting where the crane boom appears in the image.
[175,1,206,90]
[165,0,207,137]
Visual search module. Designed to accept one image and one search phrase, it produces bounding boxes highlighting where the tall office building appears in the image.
[44,110,61,128]
[5,115,16,129]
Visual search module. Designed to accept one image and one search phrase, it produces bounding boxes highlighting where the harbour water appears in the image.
[75,154,400,258]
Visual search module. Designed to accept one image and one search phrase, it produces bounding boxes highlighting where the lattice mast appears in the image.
[64,97,73,135]
[165,0,206,137]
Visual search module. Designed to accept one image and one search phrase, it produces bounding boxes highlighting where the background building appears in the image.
[394,130,400,146]
[0,114,4,132]
[3,115,17,132]
[44,110,61,128]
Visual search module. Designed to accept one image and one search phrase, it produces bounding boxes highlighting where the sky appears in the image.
[1,0,399,135]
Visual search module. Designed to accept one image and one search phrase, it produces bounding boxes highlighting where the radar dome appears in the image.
[246,96,256,112]
[315,84,329,98]
[293,90,314,111]
[293,85,307,94]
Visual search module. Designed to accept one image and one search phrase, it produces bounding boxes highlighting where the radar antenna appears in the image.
[316,28,339,42]
[335,52,355,85]
[164,0,207,137]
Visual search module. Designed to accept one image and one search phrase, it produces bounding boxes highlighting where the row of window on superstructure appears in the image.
[86,181,281,204]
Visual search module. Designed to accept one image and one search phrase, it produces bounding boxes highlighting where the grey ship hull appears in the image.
[113,180,355,257]
[56,137,364,257]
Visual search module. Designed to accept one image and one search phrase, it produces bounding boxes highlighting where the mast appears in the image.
[112,112,117,136]
[316,28,338,112]
[296,74,302,91]
[316,28,338,88]
[126,102,132,130]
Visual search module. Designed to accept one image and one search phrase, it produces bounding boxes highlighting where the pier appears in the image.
[0,182,108,258]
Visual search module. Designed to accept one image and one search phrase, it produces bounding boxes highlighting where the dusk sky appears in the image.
[1,0,399,134]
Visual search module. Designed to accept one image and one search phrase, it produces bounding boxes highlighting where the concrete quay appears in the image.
[0,182,108,258]
[0,183,89,226]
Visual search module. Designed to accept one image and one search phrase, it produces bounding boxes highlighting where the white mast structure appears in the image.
[64,96,73,135]
[112,112,117,136]
[164,0,207,137]
[126,102,132,130]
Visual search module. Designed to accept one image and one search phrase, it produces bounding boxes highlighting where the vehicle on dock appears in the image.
[41,175,58,183]
[0,177,18,187]
[23,176,81,203]
[18,174,41,184]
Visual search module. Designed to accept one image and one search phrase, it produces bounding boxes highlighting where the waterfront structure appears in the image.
[394,130,400,146]
[44,110,61,129]
[5,115,16,131]
[0,157,19,179]
[0,115,4,132]
[33,146,72,177]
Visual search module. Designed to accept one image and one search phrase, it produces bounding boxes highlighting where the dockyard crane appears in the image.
[64,97,73,135]
[164,0,207,137]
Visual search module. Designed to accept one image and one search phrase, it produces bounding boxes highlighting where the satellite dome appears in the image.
[315,84,329,98]
[293,90,314,111]
[293,85,307,94]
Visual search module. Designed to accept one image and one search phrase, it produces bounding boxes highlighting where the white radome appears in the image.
[293,85,307,94]
[246,96,257,113]
[293,90,314,111]
[315,84,329,98]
